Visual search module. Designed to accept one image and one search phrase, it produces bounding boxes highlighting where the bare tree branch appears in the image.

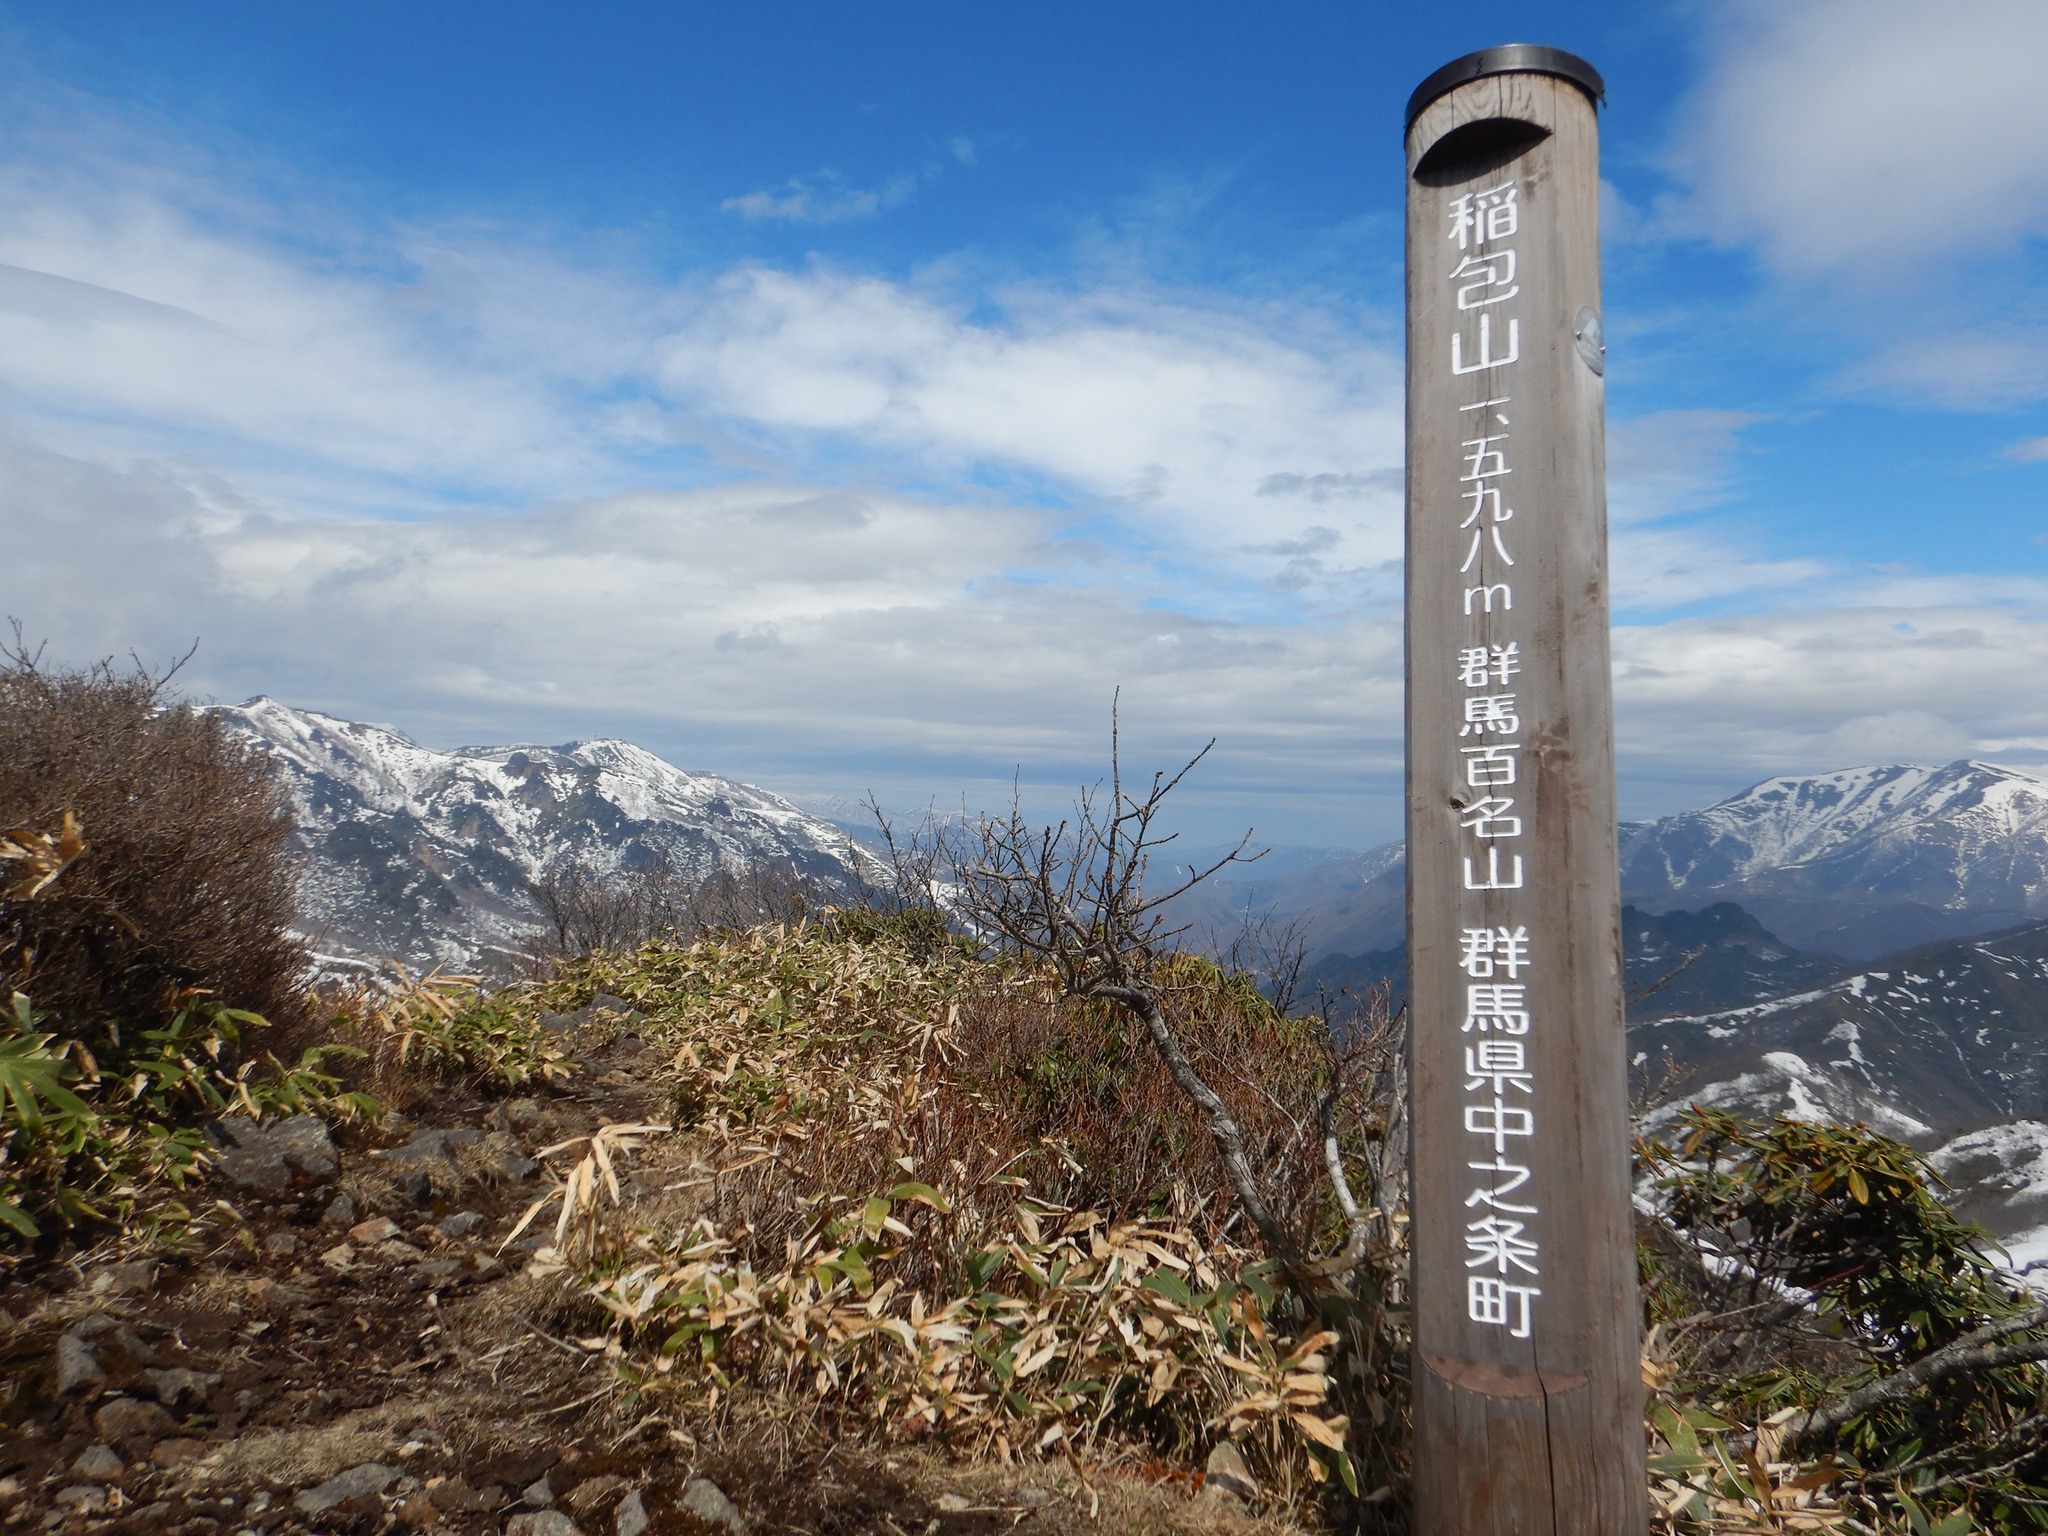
[953,694,1318,1268]
[1321,1057,1371,1261]
[1785,1301,2048,1450]
[1627,942,1706,1011]
[1098,980,1304,1268]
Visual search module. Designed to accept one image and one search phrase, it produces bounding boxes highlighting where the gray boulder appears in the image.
[209,1114,338,1191]
[681,1479,747,1533]
[69,1446,123,1484]
[294,1462,399,1516]
[143,1368,220,1410]
[54,1333,103,1394]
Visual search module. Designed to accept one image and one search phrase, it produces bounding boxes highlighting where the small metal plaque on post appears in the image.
[1403,45,1646,1534]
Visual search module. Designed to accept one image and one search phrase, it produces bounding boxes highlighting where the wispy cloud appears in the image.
[721,169,923,224]
[1670,0,2048,280]
[1257,471,1397,502]
[721,139,980,224]
[653,265,1404,587]
[1615,590,2048,791]
[1660,0,2048,410]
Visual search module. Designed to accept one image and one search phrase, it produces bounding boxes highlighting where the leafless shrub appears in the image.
[524,855,822,965]
[1210,905,1316,1019]
[0,628,306,1038]
[529,860,662,958]
[951,710,1311,1264]
[935,704,1411,1514]
[685,861,818,934]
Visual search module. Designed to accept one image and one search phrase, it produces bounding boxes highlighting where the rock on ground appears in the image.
[68,1446,123,1484]
[209,1114,339,1190]
[294,1462,400,1516]
[53,1332,102,1394]
[682,1478,748,1533]
[1202,1440,1259,1501]
[142,1368,218,1410]
[92,1397,177,1451]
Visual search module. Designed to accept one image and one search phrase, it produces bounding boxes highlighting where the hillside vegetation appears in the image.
[6,650,2048,1534]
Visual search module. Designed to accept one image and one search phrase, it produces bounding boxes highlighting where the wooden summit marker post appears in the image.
[1403,47,1645,1533]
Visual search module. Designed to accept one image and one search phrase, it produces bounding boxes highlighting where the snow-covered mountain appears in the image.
[1619,761,2048,956]
[1632,918,2048,1246]
[1170,762,2048,967]
[213,698,874,973]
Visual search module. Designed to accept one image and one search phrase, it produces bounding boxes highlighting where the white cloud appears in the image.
[0,100,1420,842]
[19,422,2047,844]
[1611,525,1828,614]
[1604,410,1826,610]
[1672,0,2048,279]
[1843,326,2048,411]
[653,266,1404,577]
[1606,409,1757,526]
[0,106,1408,602]
[1615,593,2048,787]
[1658,2,2048,409]
[721,169,924,224]
[1822,710,1976,764]
[4,75,2039,845]
[0,434,1409,838]
[0,157,668,504]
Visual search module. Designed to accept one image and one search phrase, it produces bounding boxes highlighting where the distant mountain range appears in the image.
[227,699,2048,993]
[1193,759,2048,969]
[217,700,2048,1253]
[213,698,871,973]
[1617,761,2048,956]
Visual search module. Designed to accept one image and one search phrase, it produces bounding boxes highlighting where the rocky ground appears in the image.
[0,1013,1293,1536]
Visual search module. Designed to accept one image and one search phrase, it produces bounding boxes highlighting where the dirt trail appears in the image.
[0,1025,1281,1536]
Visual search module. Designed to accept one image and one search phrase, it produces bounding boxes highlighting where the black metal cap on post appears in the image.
[1405,44,1604,128]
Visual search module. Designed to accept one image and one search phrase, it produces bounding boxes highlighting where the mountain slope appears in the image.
[1210,761,2048,966]
[1622,902,1844,1020]
[1632,918,2048,1238]
[1305,901,1845,1023]
[214,698,871,972]
[1634,919,2048,1136]
[1619,761,2048,955]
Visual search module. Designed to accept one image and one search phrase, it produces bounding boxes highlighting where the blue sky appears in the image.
[3,0,2047,848]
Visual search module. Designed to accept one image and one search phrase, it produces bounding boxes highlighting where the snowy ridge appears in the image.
[213,698,877,972]
[1619,760,2048,920]
[1633,918,2048,1244]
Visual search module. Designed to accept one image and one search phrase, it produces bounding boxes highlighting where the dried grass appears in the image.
[511,925,1399,1509]
[329,967,573,1092]
[198,1395,457,1486]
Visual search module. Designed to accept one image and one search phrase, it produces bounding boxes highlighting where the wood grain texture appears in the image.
[1404,70,1646,1535]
